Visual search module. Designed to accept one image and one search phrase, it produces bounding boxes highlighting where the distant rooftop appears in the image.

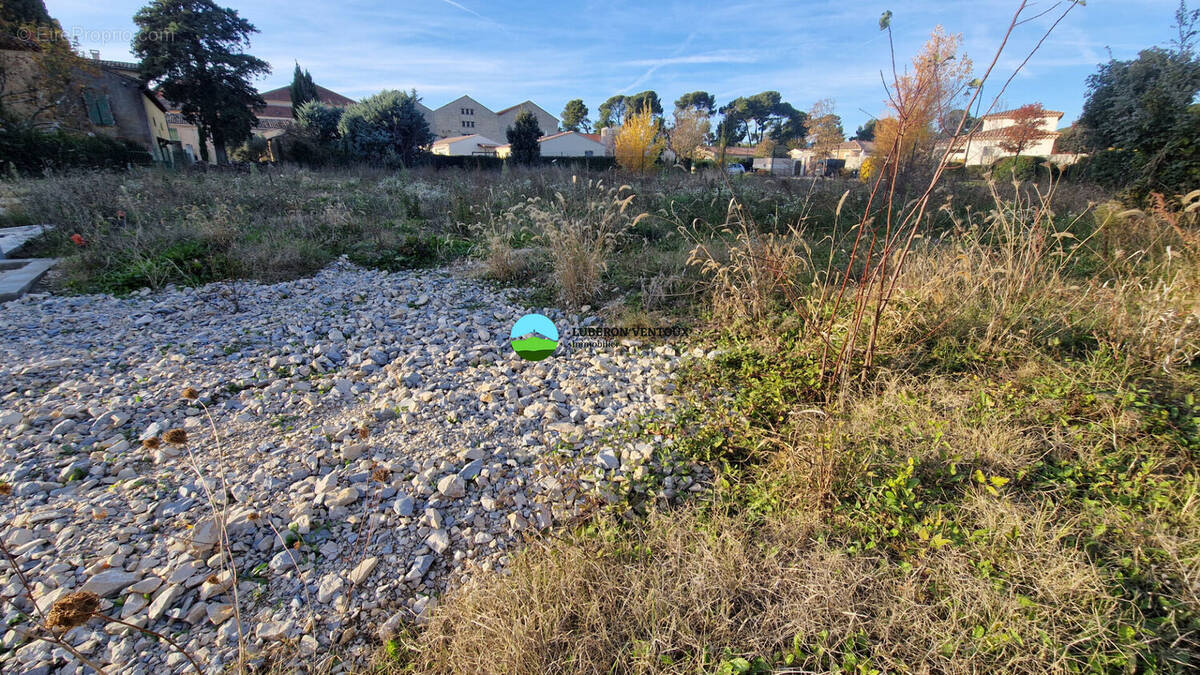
[981,108,1064,120]
[259,84,356,107]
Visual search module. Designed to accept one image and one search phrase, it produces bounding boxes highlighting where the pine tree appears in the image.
[560,99,589,132]
[506,111,542,164]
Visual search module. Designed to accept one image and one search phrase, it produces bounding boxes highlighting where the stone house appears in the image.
[74,56,172,164]
[0,46,170,163]
[789,140,874,174]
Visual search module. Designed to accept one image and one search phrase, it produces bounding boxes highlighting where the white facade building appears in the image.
[495,130,607,158]
[940,108,1064,166]
[430,134,503,156]
[419,96,559,144]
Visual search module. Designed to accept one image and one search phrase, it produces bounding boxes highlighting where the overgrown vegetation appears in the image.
[3,168,476,293]
[382,4,1200,672]
[396,176,1200,675]
[0,126,154,173]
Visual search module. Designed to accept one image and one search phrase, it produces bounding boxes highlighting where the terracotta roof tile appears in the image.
[947,127,1059,142]
[981,107,1064,120]
[834,140,874,152]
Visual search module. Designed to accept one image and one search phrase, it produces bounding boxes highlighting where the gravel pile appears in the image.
[0,261,698,673]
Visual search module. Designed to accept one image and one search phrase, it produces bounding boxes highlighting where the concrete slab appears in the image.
[0,225,46,258]
[0,258,57,302]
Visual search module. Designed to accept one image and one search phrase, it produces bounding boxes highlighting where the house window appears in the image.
[168,128,180,141]
[461,120,474,128]
[584,150,594,157]
[83,90,115,126]
[461,107,474,115]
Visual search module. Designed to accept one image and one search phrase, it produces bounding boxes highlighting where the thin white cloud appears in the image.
[436,0,489,22]
[621,31,697,93]
[623,51,761,67]
[431,0,514,37]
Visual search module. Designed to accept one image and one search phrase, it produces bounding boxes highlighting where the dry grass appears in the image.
[889,180,1200,372]
[6,167,469,293]
[474,177,648,306]
[393,182,1200,673]
[541,179,647,307]
[402,501,1137,674]
[400,355,1198,673]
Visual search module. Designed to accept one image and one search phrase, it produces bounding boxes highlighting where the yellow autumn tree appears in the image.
[806,98,845,159]
[871,116,929,165]
[614,106,665,171]
[859,156,877,182]
[873,26,972,170]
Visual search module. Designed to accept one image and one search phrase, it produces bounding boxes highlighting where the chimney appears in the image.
[90,50,100,60]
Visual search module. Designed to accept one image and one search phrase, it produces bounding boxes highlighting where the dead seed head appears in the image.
[181,387,199,400]
[45,591,99,630]
[204,574,220,585]
[357,426,370,439]
[372,466,390,483]
[163,429,188,445]
[142,437,161,450]
[246,512,261,521]
[0,482,11,496]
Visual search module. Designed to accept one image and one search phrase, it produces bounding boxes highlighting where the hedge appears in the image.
[426,155,617,171]
[990,155,1055,182]
[0,126,153,174]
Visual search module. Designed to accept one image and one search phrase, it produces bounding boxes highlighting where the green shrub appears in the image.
[1063,148,1146,189]
[990,155,1051,182]
[230,135,269,163]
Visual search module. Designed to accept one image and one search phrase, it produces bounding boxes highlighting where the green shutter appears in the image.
[82,90,115,126]
[83,90,100,124]
[97,94,114,126]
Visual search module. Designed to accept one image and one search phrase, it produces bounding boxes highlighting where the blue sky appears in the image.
[46,1,1188,132]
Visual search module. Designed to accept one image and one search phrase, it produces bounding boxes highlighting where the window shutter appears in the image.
[83,90,100,125]
[82,90,115,126]
[97,95,114,126]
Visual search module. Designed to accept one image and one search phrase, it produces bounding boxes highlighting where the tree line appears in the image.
[6,0,1199,190]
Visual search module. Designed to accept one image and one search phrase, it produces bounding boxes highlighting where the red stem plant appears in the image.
[818,1,1084,394]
